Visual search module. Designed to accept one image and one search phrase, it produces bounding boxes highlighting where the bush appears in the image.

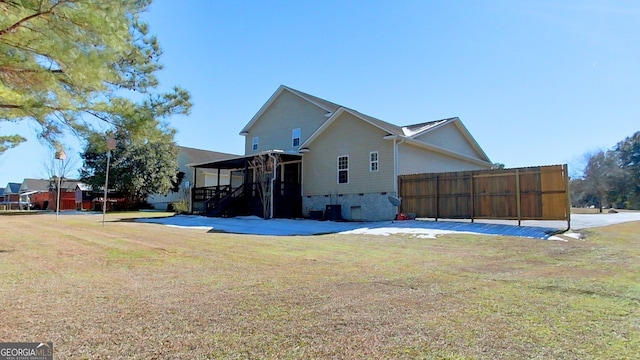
[171,200,189,214]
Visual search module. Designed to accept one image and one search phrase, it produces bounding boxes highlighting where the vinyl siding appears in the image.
[302,112,395,196]
[398,144,489,175]
[243,91,328,155]
[413,122,483,159]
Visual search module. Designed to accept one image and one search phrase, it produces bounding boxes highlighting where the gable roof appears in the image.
[0,188,4,197]
[5,182,21,194]
[20,178,50,192]
[178,146,238,165]
[239,85,343,135]
[241,85,491,164]
[19,178,82,192]
[402,118,453,137]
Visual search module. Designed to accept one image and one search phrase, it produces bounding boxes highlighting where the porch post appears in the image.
[191,167,196,214]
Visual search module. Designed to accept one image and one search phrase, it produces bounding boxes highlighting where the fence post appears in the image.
[515,169,521,226]
[564,164,571,230]
[434,175,439,222]
[470,173,474,223]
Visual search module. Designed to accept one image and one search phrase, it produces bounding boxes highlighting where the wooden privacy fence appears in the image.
[398,165,570,227]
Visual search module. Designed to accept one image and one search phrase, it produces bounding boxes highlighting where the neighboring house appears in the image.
[147,146,238,211]
[191,85,492,221]
[74,183,126,211]
[23,178,82,211]
[75,183,94,210]
[1,182,22,210]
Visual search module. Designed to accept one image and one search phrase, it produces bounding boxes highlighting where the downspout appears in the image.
[268,152,278,219]
[393,137,406,195]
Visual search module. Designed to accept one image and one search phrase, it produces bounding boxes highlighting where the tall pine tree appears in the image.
[0,0,190,153]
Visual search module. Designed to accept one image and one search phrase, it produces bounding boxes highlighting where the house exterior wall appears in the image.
[303,112,396,196]
[243,91,328,155]
[398,144,489,175]
[30,191,76,210]
[303,192,397,221]
[1,194,20,210]
[300,112,397,221]
[412,122,484,159]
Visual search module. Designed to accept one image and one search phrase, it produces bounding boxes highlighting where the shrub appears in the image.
[171,200,189,214]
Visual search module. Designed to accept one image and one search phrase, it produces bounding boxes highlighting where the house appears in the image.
[19,178,51,210]
[74,183,94,210]
[190,85,492,221]
[147,146,238,211]
[1,182,22,210]
[22,178,82,211]
[74,184,127,211]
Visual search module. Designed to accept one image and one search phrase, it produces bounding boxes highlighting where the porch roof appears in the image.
[188,152,302,170]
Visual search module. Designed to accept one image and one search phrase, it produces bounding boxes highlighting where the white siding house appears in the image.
[192,85,493,221]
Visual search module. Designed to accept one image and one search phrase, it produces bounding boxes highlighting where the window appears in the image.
[370,151,379,172]
[337,155,349,184]
[252,137,259,151]
[292,128,301,147]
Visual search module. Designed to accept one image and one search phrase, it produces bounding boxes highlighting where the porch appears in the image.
[190,152,302,218]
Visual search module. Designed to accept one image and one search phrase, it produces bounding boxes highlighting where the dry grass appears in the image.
[1,212,639,359]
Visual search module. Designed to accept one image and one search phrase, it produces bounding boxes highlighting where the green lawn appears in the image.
[0,213,638,359]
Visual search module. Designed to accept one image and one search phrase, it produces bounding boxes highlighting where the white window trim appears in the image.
[369,151,379,172]
[252,136,259,151]
[292,128,301,147]
[337,155,349,184]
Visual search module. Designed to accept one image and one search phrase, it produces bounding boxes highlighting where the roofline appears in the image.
[400,118,491,163]
[239,85,337,136]
[405,117,457,139]
[187,154,251,168]
[450,119,491,162]
[300,107,399,149]
[187,150,301,168]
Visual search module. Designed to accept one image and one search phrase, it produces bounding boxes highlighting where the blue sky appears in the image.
[1,0,638,186]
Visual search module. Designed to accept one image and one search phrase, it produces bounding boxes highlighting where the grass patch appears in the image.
[0,213,638,359]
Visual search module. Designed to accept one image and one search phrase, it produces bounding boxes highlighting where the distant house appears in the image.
[1,182,22,210]
[146,146,238,211]
[75,183,94,210]
[21,178,82,211]
[190,85,492,221]
[74,183,126,211]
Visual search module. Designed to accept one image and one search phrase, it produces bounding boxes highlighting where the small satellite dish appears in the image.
[387,195,401,207]
[183,181,190,189]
